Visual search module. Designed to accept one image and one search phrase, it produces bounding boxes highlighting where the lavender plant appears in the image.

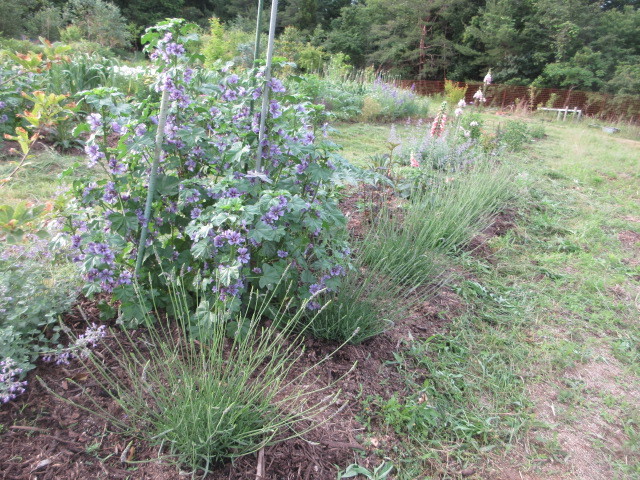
[62,20,351,327]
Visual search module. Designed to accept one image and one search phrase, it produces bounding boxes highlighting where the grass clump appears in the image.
[61,280,342,476]
[361,159,514,284]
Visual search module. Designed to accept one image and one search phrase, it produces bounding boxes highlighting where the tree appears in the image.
[280,0,318,34]
[111,0,185,31]
[64,0,131,48]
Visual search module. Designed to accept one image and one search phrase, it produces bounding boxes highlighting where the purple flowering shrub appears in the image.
[62,20,351,327]
[1,238,81,403]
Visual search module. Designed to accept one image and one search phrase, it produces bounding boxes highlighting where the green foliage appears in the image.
[201,17,255,68]
[499,120,534,151]
[277,26,327,73]
[0,246,80,375]
[444,79,467,107]
[361,81,430,122]
[0,203,49,243]
[26,4,64,42]
[60,25,84,44]
[339,461,394,479]
[63,0,132,48]
[304,265,403,344]
[64,23,351,327]
[361,158,513,286]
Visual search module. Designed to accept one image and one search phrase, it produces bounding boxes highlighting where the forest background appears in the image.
[2,0,639,96]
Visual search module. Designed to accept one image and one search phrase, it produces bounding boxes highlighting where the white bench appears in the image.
[537,107,583,121]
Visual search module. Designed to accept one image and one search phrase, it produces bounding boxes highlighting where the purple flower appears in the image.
[185,190,201,204]
[307,301,321,311]
[0,358,28,403]
[277,250,288,258]
[267,78,286,93]
[302,131,315,145]
[185,157,196,171]
[107,156,127,175]
[226,74,239,84]
[134,123,147,136]
[111,121,127,136]
[309,283,323,295]
[224,230,244,245]
[330,265,346,277]
[183,67,194,84]
[252,267,262,274]
[82,182,97,198]
[118,271,133,285]
[0,114,8,124]
[191,207,202,219]
[295,160,309,174]
[213,235,225,248]
[226,187,242,198]
[237,247,250,264]
[269,100,282,119]
[102,181,118,204]
[222,89,238,102]
[71,234,82,248]
[87,113,102,131]
[84,144,105,167]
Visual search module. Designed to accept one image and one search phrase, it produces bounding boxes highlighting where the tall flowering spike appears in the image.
[483,69,493,85]
[430,101,448,138]
[473,88,486,104]
[410,151,420,168]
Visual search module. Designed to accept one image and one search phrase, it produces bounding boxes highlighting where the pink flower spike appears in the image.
[410,151,420,167]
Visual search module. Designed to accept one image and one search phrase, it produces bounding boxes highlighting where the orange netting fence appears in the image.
[397,80,640,123]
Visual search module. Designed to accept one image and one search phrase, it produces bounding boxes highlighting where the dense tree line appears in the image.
[1,0,638,93]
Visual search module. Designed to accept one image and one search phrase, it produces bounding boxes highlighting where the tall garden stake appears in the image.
[256,0,278,172]
[249,0,265,116]
[135,88,170,275]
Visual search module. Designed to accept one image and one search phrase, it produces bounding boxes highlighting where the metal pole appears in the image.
[135,89,170,275]
[256,0,278,173]
[249,0,264,116]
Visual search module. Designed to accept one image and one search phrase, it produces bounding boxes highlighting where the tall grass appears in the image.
[305,257,430,344]
[47,279,343,477]
[361,159,514,284]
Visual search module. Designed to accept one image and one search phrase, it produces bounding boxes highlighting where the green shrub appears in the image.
[0,241,80,375]
[201,17,256,68]
[444,79,467,107]
[500,120,532,151]
[63,0,131,48]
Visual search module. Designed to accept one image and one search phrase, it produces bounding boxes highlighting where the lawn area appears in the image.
[332,117,640,479]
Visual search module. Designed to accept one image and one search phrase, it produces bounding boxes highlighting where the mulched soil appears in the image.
[0,192,514,480]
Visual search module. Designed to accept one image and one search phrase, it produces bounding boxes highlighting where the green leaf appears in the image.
[259,263,285,289]
[156,175,181,196]
[217,264,240,286]
[250,222,284,242]
[108,211,139,235]
[191,239,214,260]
